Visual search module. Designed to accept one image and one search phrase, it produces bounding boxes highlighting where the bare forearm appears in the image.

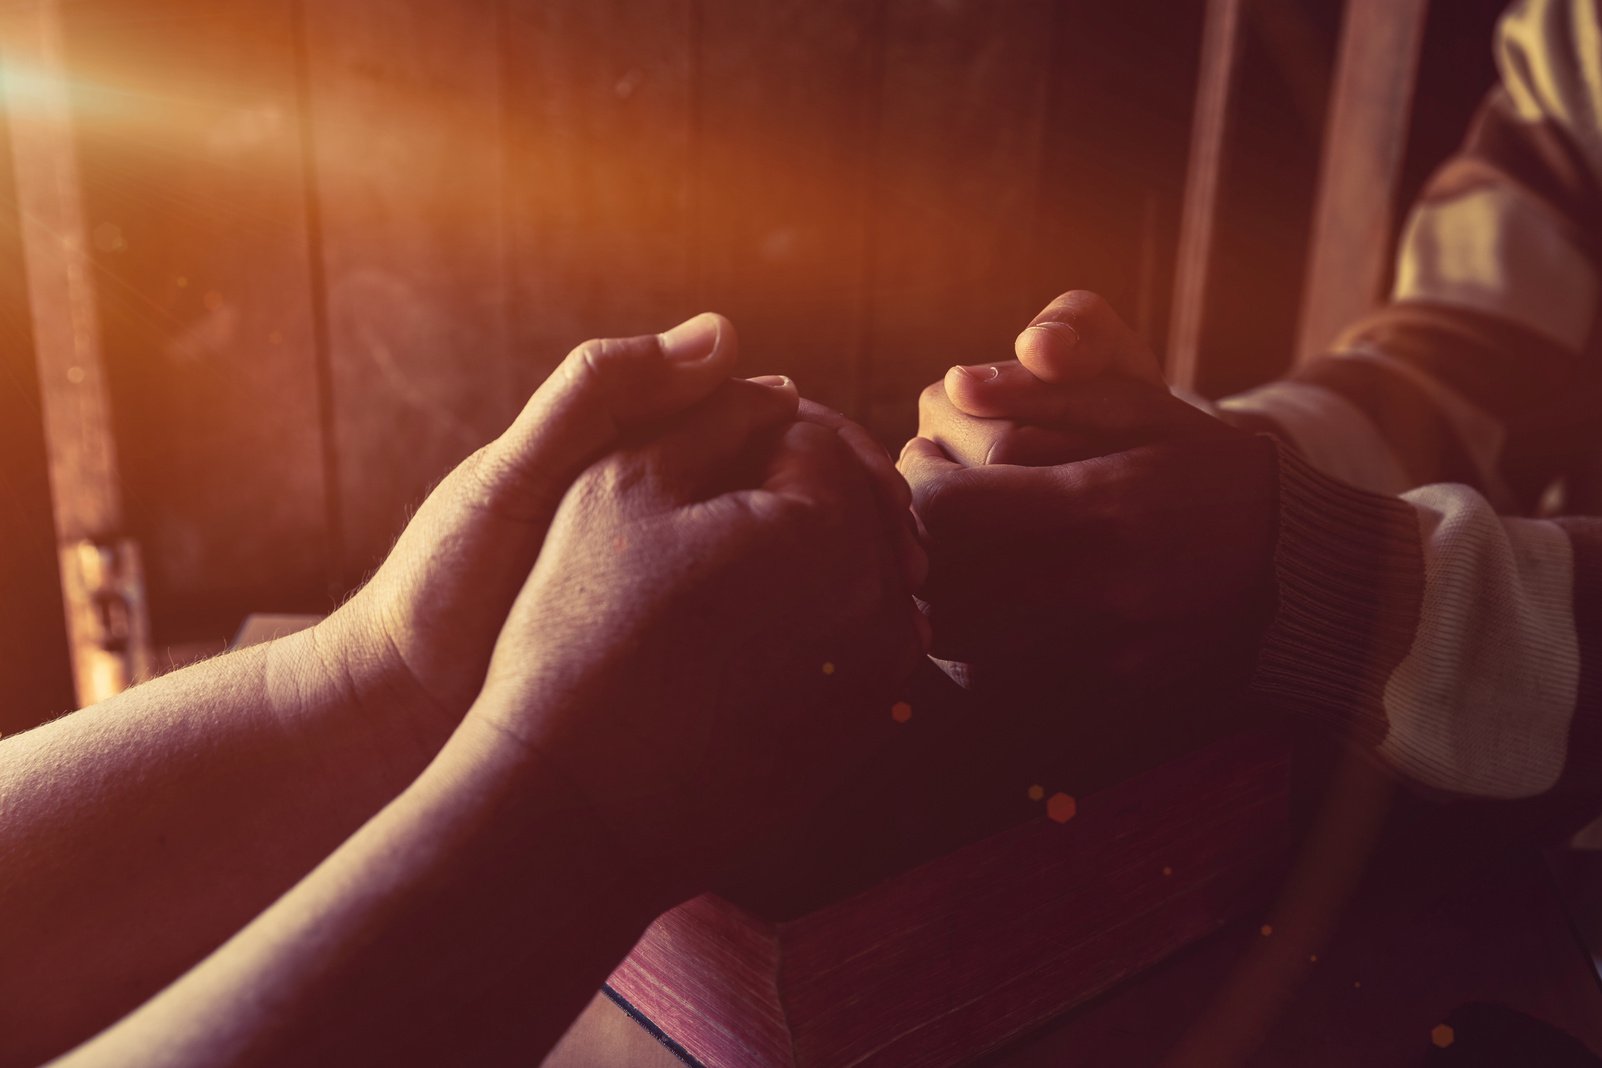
[0,629,445,1066]
[57,715,663,1067]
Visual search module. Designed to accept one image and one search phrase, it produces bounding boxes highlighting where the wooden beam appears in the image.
[298,0,512,585]
[1167,0,1246,394]
[0,91,73,728]
[1,0,150,705]
[1166,0,1343,397]
[60,0,334,649]
[1295,0,1430,364]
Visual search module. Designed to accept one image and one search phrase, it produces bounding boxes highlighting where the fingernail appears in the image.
[747,374,793,390]
[658,312,722,363]
[1023,320,1079,351]
[949,363,1001,384]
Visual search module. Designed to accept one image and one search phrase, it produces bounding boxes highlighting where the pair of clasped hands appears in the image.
[316,289,1280,907]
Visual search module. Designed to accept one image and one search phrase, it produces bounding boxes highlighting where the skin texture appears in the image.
[7,286,1265,1064]
[2,312,922,1067]
[899,290,1281,701]
[472,378,928,890]
[314,311,760,756]
[57,353,922,1068]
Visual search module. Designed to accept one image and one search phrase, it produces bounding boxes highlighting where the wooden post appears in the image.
[1165,0,1343,397]
[1167,0,1246,394]
[1294,0,1430,365]
[1,0,150,705]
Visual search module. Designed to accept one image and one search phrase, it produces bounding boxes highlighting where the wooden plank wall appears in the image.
[60,0,330,648]
[1168,0,1343,397]
[1294,0,1430,365]
[0,96,75,726]
[695,0,874,417]
[504,1,696,396]
[3,0,1340,667]
[299,0,515,587]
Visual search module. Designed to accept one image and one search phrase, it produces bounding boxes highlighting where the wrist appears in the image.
[1250,443,1425,731]
[267,616,456,783]
[445,709,686,921]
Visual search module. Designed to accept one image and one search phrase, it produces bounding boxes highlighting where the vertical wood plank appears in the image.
[0,96,74,727]
[1,5,121,545]
[300,0,511,584]
[693,1,880,417]
[1,0,152,702]
[862,0,1055,445]
[1295,0,1429,364]
[1167,0,1342,397]
[61,0,331,646]
[1034,0,1206,355]
[502,0,695,396]
[1168,0,1246,394]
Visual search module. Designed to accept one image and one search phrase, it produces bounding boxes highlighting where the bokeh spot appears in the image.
[891,701,912,723]
[1046,793,1076,823]
[1027,784,1044,801]
[1431,1024,1454,1049]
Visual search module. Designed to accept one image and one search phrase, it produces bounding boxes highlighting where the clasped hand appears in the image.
[297,292,1285,910]
[900,291,1281,702]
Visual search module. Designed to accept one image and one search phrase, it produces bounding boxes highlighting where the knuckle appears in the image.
[917,381,953,437]
[449,443,543,523]
[977,422,1026,466]
[455,442,498,489]
[1042,289,1111,328]
[565,336,623,387]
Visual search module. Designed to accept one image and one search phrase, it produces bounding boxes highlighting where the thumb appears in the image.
[477,312,739,517]
[1014,290,1165,387]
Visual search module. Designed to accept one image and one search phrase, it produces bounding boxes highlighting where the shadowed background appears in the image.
[0,0,1505,725]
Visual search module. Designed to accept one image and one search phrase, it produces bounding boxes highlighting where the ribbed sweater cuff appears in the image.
[1250,444,1425,744]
